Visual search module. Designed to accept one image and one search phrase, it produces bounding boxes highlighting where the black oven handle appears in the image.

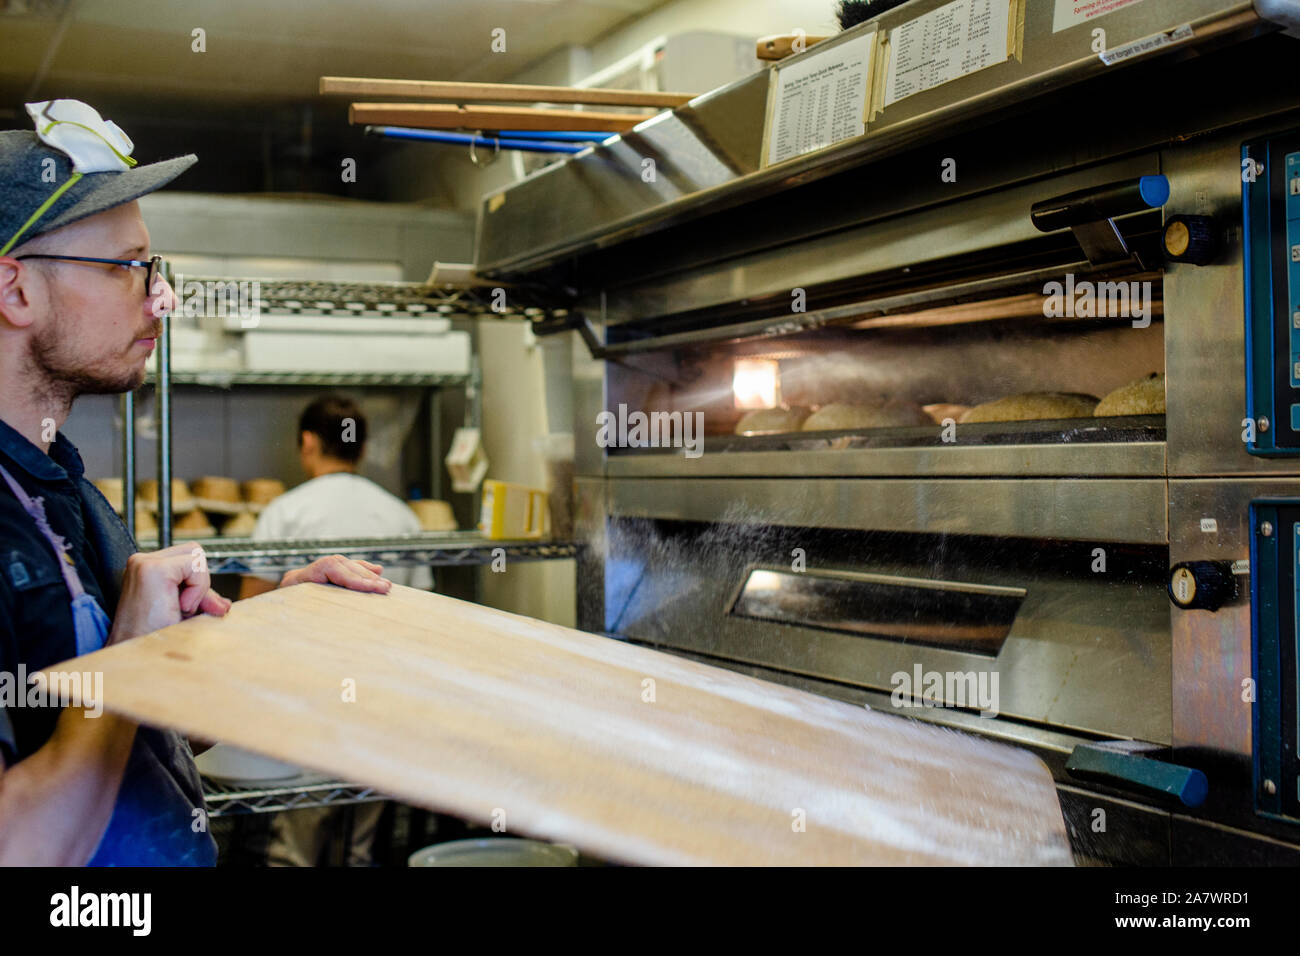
[1030,176,1170,232]
[1030,176,1170,268]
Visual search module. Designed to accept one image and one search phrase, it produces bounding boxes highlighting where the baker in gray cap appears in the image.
[0,99,396,866]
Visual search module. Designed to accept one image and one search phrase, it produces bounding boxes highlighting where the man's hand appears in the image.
[108,541,232,645]
[278,555,392,594]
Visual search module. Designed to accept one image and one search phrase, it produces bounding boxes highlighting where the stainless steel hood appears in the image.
[475,0,1295,279]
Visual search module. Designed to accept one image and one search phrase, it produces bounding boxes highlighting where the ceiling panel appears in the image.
[0,0,671,109]
[0,0,673,199]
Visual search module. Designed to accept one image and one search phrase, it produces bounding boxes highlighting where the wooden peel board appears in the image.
[59,583,1072,866]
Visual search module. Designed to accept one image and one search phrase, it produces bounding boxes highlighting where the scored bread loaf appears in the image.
[92,477,124,514]
[960,392,1100,424]
[136,478,195,514]
[134,508,157,537]
[924,404,971,425]
[802,400,932,431]
[408,499,457,532]
[220,511,258,537]
[173,509,216,539]
[734,406,811,435]
[1095,373,1165,416]
[192,476,243,515]
[242,478,286,514]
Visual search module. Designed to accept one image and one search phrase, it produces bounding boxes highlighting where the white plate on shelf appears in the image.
[195,744,318,786]
[407,839,579,868]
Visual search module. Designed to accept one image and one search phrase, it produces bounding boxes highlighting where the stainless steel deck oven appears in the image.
[475,0,1300,864]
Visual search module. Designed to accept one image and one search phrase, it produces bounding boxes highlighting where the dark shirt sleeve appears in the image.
[0,707,13,767]
[0,594,16,766]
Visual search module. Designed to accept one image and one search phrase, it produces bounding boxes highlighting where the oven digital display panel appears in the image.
[728,567,1024,657]
[1244,131,1300,454]
[1248,500,1300,825]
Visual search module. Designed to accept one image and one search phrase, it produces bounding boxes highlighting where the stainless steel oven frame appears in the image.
[481,0,1300,865]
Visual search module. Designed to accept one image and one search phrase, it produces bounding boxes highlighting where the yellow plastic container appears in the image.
[478,479,549,540]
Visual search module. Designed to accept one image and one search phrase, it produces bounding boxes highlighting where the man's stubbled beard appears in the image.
[27,299,148,406]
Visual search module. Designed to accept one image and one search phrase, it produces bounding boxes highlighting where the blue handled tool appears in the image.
[365,125,587,154]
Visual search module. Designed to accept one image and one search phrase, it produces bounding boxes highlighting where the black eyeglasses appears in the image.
[14,254,168,300]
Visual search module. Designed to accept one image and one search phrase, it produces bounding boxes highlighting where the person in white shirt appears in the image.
[240,394,433,865]
[240,395,432,596]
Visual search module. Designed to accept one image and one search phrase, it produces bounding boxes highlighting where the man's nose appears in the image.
[148,275,177,319]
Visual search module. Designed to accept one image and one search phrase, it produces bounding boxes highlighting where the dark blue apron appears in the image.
[0,462,216,866]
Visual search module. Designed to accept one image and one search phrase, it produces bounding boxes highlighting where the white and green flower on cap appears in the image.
[27,99,137,173]
[0,99,138,256]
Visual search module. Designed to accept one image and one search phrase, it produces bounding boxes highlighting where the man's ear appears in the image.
[300,431,319,455]
[0,257,40,330]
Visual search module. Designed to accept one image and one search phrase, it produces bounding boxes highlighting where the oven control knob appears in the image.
[1163,215,1220,265]
[1168,561,1237,611]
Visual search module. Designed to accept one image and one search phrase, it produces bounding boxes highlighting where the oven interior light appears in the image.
[733,358,780,409]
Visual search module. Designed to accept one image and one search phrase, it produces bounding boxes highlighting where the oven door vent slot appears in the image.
[728,567,1025,658]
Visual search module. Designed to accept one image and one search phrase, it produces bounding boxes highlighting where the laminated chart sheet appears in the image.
[57,583,1074,866]
[765,31,876,167]
[884,0,1013,107]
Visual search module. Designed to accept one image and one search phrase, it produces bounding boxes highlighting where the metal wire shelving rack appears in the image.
[125,276,575,813]
[202,776,385,817]
[197,275,568,321]
[137,533,578,573]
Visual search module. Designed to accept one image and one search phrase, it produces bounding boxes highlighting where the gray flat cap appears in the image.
[1,129,196,253]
